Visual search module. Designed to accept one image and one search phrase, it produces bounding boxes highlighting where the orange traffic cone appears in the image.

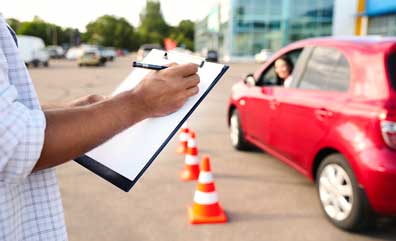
[188,155,227,224]
[180,131,200,181]
[176,123,190,154]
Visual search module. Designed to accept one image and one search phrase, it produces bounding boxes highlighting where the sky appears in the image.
[1,0,218,31]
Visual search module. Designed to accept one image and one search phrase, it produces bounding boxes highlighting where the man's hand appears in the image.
[131,63,200,117]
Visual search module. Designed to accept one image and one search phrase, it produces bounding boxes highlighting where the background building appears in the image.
[195,0,334,61]
[333,0,396,36]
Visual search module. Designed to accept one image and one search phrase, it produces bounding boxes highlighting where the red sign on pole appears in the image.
[164,38,177,51]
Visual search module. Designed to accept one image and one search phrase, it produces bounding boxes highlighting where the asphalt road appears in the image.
[29,55,396,241]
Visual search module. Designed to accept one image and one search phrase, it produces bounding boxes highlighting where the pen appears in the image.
[132,61,168,71]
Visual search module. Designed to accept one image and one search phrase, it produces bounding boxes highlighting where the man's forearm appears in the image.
[33,91,146,171]
[42,94,106,110]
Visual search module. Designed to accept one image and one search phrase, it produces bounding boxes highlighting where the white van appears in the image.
[17,35,50,67]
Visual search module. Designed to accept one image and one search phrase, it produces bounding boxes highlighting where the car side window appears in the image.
[256,64,277,86]
[256,48,303,87]
[327,55,350,92]
[297,47,350,92]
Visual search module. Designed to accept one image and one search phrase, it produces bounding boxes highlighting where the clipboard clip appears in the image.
[163,51,205,68]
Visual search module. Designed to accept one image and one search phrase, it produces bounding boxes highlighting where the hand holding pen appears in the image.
[131,62,200,117]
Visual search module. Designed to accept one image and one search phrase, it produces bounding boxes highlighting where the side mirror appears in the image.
[244,74,256,87]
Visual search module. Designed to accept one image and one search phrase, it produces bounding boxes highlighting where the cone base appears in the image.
[187,206,227,224]
[179,169,199,181]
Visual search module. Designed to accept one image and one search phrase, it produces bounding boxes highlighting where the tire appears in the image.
[43,61,49,67]
[316,153,375,232]
[229,109,254,151]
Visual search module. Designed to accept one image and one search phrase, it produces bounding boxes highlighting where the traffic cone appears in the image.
[180,131,200,181]
[176,123,189,154]
[188,155,227,224]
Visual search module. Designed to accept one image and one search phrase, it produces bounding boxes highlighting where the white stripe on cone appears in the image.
[180,132,188,141]
[185,155,199,165]
[187,138,196,147]
[194,191,218,205]
[198,171,213,184]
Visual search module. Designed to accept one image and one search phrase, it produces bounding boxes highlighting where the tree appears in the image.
[178,20,194,41]
[17,18,51,45]
[169,20,195,50]
[60,28,81,47]
[6,18,21,32]
[84,15,139,50]
[15,17,71,46]
[138,0,170,45]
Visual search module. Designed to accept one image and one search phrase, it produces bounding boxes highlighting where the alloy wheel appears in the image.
[319,164,354,221]
[230,113,239,146]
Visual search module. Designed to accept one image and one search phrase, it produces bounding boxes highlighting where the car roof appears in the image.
[289,36,396,50]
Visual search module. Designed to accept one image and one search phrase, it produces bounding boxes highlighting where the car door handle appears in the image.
[315,108,333,120]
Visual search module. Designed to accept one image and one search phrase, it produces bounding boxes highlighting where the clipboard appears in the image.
[74,50,229,192]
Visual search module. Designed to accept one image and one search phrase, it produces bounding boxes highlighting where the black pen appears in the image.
[132,61,168,70]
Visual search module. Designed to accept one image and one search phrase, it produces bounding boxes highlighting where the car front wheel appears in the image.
[317,154,374,231]
[229,109,253,151]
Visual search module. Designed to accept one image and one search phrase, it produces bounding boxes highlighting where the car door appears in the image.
[270,46,350,168]
[242,64,278,145]
[243,48,304,146]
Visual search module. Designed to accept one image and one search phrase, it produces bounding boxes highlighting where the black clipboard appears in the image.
[74,50,229,192]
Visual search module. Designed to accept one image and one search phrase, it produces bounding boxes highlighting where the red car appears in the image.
[228,37,396,231]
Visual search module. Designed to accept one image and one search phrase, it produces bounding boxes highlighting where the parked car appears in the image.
[77,50,104,67]
[17,35,49,67]
[136,44,162,61]
[227,37,396,231]
[254,48,273,63]
[100,47,116,61]
[65,47,83,60]
[206,50,218,62]
[46,45,65,59]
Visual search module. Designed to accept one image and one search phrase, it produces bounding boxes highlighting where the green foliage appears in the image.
[17,18,51,44]
[169,20,195,50]
[10,17,79,46]
[137,0,170,45]
[61,28,80,46]
[7,0,196,50]
[6,18,20,32]
[84,15,139,50]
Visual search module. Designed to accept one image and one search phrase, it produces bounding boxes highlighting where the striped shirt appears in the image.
[0,16,67,241]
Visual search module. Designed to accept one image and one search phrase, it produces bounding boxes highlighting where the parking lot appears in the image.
[29,55,396,241]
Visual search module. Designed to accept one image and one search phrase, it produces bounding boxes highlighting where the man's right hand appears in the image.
[131,63,200,118]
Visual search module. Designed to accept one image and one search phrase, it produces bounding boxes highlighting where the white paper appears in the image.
[85,50,226,181]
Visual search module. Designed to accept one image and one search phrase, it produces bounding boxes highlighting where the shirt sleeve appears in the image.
[0,50,46,184]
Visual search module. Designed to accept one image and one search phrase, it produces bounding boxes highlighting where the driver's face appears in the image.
[275,59,291,79]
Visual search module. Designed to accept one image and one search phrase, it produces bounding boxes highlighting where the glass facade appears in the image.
[195,0,334,60]
[368,15,396,36]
